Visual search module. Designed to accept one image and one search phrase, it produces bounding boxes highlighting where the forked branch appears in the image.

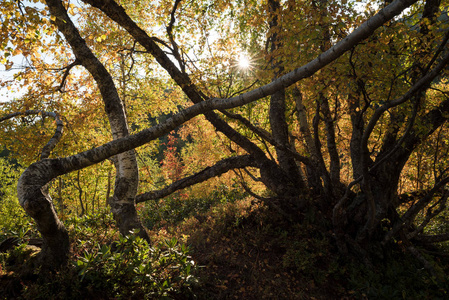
[0,110,63,159]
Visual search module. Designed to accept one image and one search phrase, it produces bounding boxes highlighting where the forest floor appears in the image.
[178,198,348,299]
[160,197,449,299]
[1,197,449,299]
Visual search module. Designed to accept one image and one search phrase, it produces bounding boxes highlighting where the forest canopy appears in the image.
[1,0,449,297]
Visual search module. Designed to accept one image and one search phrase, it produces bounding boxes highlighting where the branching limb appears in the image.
[294,87,317,163]
[370,96,420,172]
[166,0,185,73]
[233,169,269,201]
[40,111,64,159]
[234,169,293,220]
[383,177,449,244]
[320,93,341,189]
[57,58,81,92]
[136,154,257,203]
[242,167,262,182]
[83,0,420,161]
[361,42,449,157]
[220,109,273,142]
[222,109,312,166]
[0,110,63,159]
[407,190,448,240]
[312,100,332,192]
[82,0,268,163]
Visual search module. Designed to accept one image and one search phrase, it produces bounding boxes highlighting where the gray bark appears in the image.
[0,110,68,268]
[136,155,257,203]
[268,0,304,189]
[15,0,420,267]
[45,0,148,241]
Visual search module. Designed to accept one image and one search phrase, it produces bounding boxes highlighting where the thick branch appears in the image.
[361,41,449,157]
[45,0,129,138]
[320,93,341,190]
[19,0,423,217]
[415,233,449,243]
[82,0,267,163]
[45,0,147,241]
[136,154,257,203]
[82,0,419,161]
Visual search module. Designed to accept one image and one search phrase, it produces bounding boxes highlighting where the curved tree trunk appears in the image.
[13,0,422,269]
[45,0,148,242]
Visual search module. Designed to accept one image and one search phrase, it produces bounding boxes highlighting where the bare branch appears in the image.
[369,95,420,172]
[383,177,449,244]
[167,0,182,35]
[0,110,63,159]
[136,154,257,203]
[234,169,293,220]
[221,109,311,165]
[361,43,449,156]
[166,0,184,73]
[57,58,81,92]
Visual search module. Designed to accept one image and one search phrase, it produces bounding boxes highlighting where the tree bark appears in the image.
[268,0,305,191]
[14,0,421,268]
[44,0,148,241]
[0,110,68,268]
[136,155,257,203]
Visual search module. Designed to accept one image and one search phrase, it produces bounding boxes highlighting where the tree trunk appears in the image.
[12,0,422,269]
[17,161,70,268]
[45,0,149,242]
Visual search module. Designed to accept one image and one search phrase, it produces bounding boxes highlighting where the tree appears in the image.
[1,0,449,271]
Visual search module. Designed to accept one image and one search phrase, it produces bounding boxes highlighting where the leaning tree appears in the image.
[1,0,449,271]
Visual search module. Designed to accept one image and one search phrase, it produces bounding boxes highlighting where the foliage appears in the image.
[1,184,449,299]
[347,253,449,299]
[2,0,449,298]
[0,158,33,240]
[74,233,197,299]
[140,183,247,229]
[1,212,197,299]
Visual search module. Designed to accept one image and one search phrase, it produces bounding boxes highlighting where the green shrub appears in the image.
[0,158,33,241]
[140,183,247,229]
[75,231,197,299]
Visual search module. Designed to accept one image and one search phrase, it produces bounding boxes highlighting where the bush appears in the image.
[140,183,247,229]
[0,158,33,241]
[75,231,197,299]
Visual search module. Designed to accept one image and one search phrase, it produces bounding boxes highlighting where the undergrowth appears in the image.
[0,212,198,300]
[1,194,449,299]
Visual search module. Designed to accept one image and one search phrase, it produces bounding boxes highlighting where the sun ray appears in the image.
[238,55,251,69]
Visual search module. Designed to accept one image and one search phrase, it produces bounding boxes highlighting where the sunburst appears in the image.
[236,53,253,72]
